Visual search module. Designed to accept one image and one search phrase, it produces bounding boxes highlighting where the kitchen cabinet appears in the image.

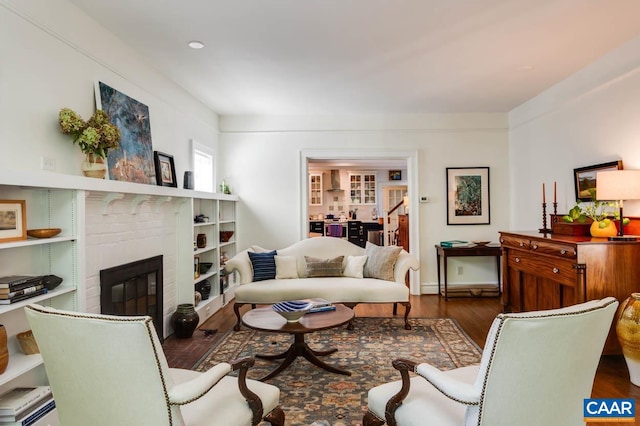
[349,172,376,205]
[348,221,364,247]
[309,173,323,206]
[500,230,640,354]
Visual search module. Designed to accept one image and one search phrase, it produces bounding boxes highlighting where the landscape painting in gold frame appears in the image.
[573,160,622,202]
[0,200,26,242]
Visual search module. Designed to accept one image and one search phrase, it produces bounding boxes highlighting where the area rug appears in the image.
[193,317,482,426]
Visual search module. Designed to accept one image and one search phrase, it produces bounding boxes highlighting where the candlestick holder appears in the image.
[539,202,552,234]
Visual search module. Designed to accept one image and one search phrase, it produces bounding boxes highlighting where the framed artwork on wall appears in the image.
[446,167,490,225]
[0,200,26,242]
[389,170,402,181]
[573,160,623,202]
[153,151,177,187]
[95,81,156,184]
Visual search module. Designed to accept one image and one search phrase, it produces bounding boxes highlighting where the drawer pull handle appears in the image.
[552,268,559,274]
[519,242,524,247]
[515,257,521,263]
[532,244,538,250]
[560,249,566,255]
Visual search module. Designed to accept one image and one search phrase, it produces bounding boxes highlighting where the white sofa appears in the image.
[224,237,420,331]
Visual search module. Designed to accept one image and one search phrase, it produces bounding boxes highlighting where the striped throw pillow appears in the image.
[248,250,277,281]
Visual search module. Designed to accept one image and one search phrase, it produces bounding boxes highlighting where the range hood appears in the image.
[327,170,344,192]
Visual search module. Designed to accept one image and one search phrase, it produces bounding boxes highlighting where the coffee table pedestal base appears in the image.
[256,333,351,381]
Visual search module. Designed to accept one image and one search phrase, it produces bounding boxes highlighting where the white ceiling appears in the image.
[68,0,640,116]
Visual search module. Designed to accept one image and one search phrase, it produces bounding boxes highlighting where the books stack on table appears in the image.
[439,240,471,248]
[0,386,55,426]
[0,276,47,305]
[305,298,336,314]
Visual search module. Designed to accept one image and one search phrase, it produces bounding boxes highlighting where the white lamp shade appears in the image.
[596,170,640,201]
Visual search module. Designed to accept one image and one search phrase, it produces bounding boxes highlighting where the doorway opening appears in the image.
[300,150,420,294]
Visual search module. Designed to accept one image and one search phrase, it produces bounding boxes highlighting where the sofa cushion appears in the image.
[275,255,298,279]
[343,255,368,279]
[234,277,409,304]
[304,256,344,278]
[248,250,277,281]
[364,243,402,281]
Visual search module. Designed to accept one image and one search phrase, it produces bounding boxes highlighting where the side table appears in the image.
[435,244,502,300]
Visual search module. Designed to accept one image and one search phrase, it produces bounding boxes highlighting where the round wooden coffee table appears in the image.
[241,304,354,381]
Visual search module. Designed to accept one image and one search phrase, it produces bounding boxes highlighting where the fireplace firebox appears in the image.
[100,255,163,339]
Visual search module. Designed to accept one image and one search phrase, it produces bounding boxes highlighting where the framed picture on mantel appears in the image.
[446,167,490,225]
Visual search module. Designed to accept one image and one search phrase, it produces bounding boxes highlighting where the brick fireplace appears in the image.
[84,193,178,339]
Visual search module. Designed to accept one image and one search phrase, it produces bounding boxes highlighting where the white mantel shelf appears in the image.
[0,169,238,201]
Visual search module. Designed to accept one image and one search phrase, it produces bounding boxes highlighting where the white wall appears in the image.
[510,34,640,229]
[219,114,510,293]
[0,0,220,178]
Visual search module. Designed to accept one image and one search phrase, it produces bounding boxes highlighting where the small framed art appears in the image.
[0,200,27,242]
[446,167,490,225]
[389,170,402,181]
[153,151,177,187]
[573,160,622,202]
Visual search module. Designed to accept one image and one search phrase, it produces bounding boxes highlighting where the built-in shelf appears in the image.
[0,236,76,250]
[0,287,76,316]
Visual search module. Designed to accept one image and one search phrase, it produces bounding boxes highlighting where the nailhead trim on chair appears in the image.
[414,367,480,406]
[474,299,618,425]
[25,305,177,426]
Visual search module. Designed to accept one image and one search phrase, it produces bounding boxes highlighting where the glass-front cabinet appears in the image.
[349,172,376,205]
[309,173,323,206]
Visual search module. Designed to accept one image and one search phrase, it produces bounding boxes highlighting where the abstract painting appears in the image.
[446,167,490,225]
[95,82,156,184]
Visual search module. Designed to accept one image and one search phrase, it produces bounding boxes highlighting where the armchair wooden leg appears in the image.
[363,410,386,426]
[263,406,285,426]
[393,302,398,315]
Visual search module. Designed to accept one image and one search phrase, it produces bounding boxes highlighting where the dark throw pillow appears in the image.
[248,250,277,282]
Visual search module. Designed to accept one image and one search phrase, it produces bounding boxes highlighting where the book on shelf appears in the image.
[0,289,47,305]
[0,397,55,425]
[0,285,44,300]
[0,387,51,416]
[0,277,42,292]
[439,240,471,248]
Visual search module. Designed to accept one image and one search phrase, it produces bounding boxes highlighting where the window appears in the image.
[191,140,215,192]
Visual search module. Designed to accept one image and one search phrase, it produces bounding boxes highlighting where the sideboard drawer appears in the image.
[507,252,577,287]
[500,235,531,250]
[530,241,577,259]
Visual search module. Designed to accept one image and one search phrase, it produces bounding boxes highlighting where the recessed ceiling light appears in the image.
[188,41,204,49]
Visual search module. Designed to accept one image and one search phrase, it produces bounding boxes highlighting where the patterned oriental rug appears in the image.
[193,317,482,426]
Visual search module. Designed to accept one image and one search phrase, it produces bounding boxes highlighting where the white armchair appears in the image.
[25,304,285,426]
[363,297,618,426]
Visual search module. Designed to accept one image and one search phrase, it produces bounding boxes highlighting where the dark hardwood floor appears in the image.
[162,294,639,425]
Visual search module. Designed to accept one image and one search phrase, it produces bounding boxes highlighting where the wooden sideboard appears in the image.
[500,231,640,354]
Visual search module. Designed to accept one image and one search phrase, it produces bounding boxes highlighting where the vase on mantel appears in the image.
[81,153,107,179]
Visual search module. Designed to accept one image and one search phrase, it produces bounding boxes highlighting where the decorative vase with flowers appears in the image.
[58,108,120,179]
[561,188,630,237]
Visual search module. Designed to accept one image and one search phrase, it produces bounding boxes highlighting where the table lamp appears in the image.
[596,170,640,241]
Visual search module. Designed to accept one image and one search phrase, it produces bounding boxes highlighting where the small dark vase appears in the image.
[171,304,199,339]
[196,279,211,300]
